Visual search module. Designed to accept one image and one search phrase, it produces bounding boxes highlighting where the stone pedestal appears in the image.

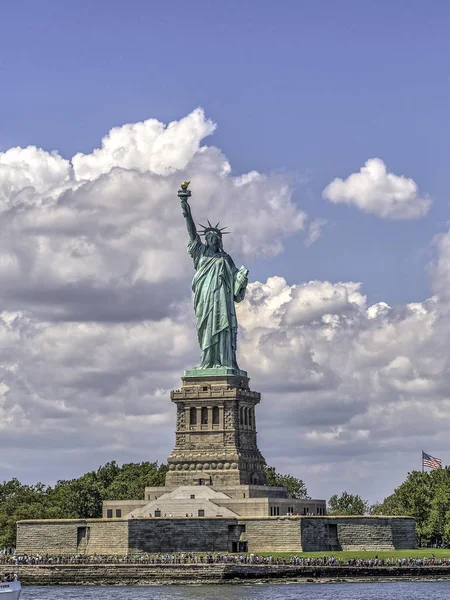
[165,373,267,489]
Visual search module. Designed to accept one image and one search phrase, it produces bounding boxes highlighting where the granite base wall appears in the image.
[128,518,240,553]
[16,520,129,556]
[241,518,302,552]
[301,517,417,551]
[85,520,129,555]
[17,516,416,555]
[16,521,83,555]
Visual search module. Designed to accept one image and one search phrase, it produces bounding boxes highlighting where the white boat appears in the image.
[0,579,21,600]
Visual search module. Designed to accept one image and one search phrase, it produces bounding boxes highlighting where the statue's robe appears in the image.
[188,235,246,369]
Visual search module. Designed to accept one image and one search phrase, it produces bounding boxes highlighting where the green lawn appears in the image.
[256,549,450,560]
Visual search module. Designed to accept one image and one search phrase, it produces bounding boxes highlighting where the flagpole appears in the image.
[422,450,424,473]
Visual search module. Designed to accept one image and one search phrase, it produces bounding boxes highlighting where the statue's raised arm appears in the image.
[178,181,197,242]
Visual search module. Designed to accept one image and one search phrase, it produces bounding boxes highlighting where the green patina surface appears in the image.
[178,185,249,375]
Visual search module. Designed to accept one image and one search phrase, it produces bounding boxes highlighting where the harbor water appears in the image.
[19,581,450,599]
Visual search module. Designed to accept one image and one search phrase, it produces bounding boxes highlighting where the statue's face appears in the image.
[206,233,220,252]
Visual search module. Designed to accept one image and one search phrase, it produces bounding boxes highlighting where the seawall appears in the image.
[15,563,450,585]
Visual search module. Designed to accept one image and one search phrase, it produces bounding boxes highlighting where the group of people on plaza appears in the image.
[0,552,447,568]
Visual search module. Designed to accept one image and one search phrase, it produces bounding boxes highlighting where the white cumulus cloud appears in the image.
[0,108,307,322]
[72,108,218,180]
[322,158,431,220]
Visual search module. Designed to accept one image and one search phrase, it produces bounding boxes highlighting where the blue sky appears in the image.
[1,1,450,500]
[1,1,449,305]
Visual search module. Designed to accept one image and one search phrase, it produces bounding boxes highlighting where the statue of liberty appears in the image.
[178,182,248,374]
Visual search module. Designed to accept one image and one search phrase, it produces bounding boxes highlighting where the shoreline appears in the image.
[15,564,450,586]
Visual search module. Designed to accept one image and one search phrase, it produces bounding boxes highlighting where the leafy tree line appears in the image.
[0,462,307,547]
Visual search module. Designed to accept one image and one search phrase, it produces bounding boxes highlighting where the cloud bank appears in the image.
[0,108,305,322]
[0,110,448,504]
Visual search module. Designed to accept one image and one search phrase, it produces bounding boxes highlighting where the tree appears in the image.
[264,466,308,498]
[96,461,121,492]
[370,468,450,546]
[0,479,52,547]
[328,491,368,515]
[371,470,433,544]
[103,462,168,500]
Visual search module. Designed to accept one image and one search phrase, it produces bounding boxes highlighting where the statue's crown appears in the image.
[198,220,230,237]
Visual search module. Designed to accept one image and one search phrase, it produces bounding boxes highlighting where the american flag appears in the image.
[422,451,442,470]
